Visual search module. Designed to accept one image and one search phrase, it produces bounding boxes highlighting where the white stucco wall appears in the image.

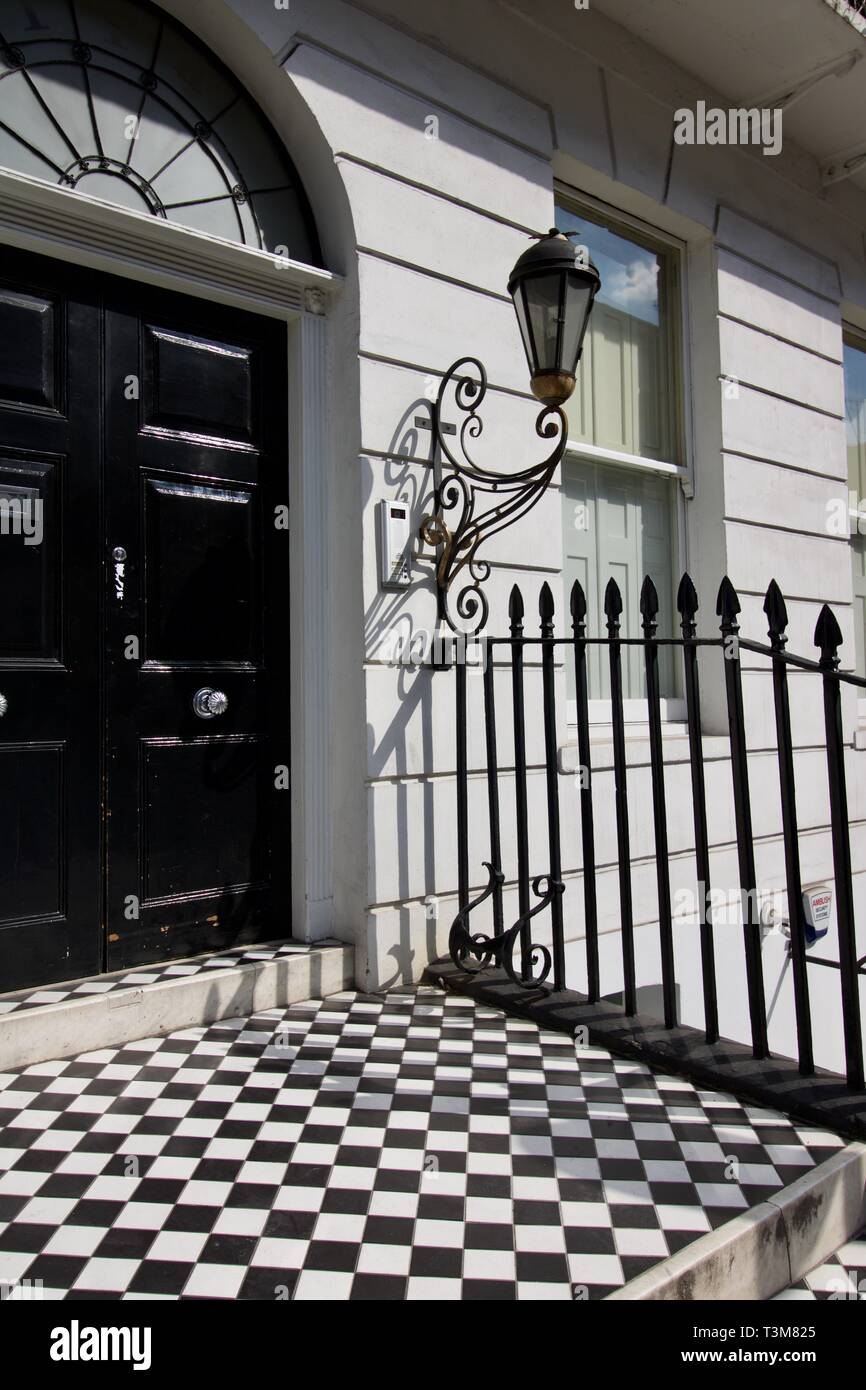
[206,0,866,1073]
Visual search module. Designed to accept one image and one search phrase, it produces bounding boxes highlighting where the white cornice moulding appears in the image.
[746,50,861,113]
[0,166,342,315]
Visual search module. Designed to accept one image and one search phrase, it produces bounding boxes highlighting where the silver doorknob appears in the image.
[0,693,7,718]
[192,687,228,719]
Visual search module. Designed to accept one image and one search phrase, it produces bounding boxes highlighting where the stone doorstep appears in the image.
[0,941,355,1072]
[608,1142,866,1301]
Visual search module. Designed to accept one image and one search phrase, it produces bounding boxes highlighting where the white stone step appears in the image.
[0,940,354,1072]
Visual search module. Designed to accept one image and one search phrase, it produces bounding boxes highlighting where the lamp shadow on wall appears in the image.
[363,395,446,989]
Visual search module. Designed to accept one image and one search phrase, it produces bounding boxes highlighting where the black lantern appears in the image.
[419,229,601,638]
[508,228,600,406]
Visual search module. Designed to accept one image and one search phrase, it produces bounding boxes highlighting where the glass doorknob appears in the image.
[192,687,228,719]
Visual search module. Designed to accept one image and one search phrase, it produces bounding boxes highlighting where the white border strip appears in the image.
[607,1142,866,1300]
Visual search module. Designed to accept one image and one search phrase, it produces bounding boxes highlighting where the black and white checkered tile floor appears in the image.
[0,941,312,1017]
[773,1227,866,1301]
[0,988,844,1300]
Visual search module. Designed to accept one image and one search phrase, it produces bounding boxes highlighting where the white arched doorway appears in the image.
[0,0,344,992]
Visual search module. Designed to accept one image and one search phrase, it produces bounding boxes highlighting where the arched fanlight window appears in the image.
[0,0,322,263]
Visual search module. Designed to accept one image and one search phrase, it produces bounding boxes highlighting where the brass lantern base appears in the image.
[530,370,576,406]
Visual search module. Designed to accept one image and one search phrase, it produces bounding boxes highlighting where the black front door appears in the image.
[0,248,290,992]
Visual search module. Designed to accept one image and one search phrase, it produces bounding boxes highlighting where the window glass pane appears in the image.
[844,337,866,676]
[844,339,866,499]
[555,203,671,461]
[561,456,675,701]
[0,0,321,262]
[852,533,866,680]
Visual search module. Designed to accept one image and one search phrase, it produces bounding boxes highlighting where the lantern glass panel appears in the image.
[560,275,595,376]
[511,282,535,372]
[525,272,563,373]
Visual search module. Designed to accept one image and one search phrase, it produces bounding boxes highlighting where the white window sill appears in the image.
[564,438,689,484]
[559,719,729,773]
[566,698,686,725]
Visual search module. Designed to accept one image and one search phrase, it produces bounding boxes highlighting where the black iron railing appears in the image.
[443,572,866,1120]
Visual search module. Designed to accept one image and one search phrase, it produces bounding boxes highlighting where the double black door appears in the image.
[0,247,290,992]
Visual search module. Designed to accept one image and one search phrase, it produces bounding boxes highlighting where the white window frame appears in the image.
[554,187,691,730]
[843,322,866,722]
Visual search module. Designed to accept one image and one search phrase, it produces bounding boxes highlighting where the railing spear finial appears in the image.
[815,603,843,669]
[716,574,741,632]
[509,583,525,634]
[677,571,699,632]
[539,580,555,636]
[604,576,623,633]
[570,577,587,633]
[640,574,659,637]
[764,578,789,649]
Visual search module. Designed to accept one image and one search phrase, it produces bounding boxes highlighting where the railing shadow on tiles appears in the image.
[438,571,866,1133]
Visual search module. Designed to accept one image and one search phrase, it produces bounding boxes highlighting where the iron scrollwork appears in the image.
[420,357,568,636]
[448,863,562,990]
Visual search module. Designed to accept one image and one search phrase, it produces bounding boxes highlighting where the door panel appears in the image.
[0,743,63,922]
[143,476,260,665]
[141,737,266,902]
[0,247,290,993]
[104,287,290,970]
[0,454,60,659]
[0,255,102,992]
[0,286,59,410]
[143,326,255,443]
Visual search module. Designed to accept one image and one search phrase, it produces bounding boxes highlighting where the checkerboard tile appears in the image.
[0,941,313,1016]
[0,988,844,1300]
[772,1226,866,1301]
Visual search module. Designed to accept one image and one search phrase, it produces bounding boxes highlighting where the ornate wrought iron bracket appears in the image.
[419,357,568,637]
[448,863,563,990]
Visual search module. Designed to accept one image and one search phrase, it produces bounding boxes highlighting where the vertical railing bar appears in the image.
[816,604,865,1091]
[605,578,636,1015]
[677,574,718,1044]
[510,587,531,978]
[540,584,566,991]
[765,581,813,1076]
[455,647,469,914]
[571,581,599,1002]
[717,577,768,1059]
[641,577,676,1029]
[483,637,505,937]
